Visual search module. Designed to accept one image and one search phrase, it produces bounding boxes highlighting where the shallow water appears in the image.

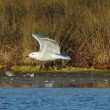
[0,88,110,110]
[0,71,110,87]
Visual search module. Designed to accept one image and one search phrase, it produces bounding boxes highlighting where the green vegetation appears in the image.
[10,65,110,74]
[0,0,110,70]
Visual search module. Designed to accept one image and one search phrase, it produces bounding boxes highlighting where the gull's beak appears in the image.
[28,53,32,58]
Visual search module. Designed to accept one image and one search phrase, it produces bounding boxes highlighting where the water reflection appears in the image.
[0,72,110,88]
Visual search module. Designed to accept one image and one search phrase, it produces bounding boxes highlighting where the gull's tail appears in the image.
[57,53,71,60]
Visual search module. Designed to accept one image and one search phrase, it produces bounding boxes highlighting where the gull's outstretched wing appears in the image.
[32,33,60,54]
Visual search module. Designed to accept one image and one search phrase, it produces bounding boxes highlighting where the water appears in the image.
[0,72,110,87]
[0,88,110,110]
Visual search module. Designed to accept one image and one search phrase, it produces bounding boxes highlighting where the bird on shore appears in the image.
[28,33,71,61]
[44,81,55,88]
[5,71,14,77]
[27,73,34,78]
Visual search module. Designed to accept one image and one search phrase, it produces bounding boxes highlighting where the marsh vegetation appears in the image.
[0,0,110,70]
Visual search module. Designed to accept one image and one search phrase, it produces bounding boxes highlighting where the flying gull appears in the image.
[28,33,70,61]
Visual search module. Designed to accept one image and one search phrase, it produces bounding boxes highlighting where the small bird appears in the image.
[5,71,14,77]
[71,79,75,82]
[44,81,55,88]
[44,80,49,83]
[105,79,108,82]
[27,73,35,78]
[30,73,34,78]
[28,33,71,61]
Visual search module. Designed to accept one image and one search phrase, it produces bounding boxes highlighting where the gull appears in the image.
[5,71,14,77]
[30,73,34,78]
[44,81,55,88]
[71,79,75,82]
[105,79,108,82]
[28,33,71,61]
[28,73,34,78]
[26,73,34,77]
[44,80,49,83]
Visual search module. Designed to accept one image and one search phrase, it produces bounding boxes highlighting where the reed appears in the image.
[0,0,110,69]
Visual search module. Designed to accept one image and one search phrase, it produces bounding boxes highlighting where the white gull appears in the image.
[5,71,14,77]
[28,33,70,61]
[27,73,35,78]
[44,81,55,88]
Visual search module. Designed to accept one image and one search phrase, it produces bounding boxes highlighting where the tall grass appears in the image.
[0,0,110,69]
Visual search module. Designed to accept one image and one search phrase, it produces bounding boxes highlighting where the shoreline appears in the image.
[0,64,110,74]
[0,65,110,88]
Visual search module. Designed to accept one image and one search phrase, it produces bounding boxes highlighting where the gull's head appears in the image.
[28,52,38,59]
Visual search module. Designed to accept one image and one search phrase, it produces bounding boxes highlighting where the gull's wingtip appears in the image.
[65,56,71,60]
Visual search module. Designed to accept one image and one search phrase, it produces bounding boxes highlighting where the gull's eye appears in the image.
[32,54,34,55]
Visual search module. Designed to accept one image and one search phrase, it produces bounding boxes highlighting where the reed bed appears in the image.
[0,0,110,69]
